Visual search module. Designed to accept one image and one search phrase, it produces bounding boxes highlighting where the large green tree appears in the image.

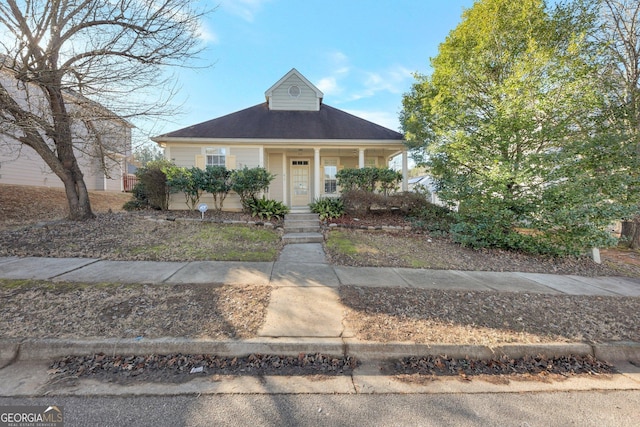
[401,0,632,255]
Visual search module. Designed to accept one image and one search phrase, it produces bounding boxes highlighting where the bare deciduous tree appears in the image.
[599,0,640,247]
[0,0,206,219]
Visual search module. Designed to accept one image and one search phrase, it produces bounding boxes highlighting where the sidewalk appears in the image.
[1,245,639,295]
[1,246,640,396]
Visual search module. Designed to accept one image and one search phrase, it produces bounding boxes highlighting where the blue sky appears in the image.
[153,0,476,137]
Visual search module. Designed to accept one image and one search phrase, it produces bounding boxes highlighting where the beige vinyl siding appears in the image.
[168,192,243,212]
[0,144,121,191]
[0,70,131,192]
[269,74,319,111]
[170,146,201,167]
[268,153,284,203]
[340,157,358,169]
[230,147,260,169]
[0,144,62,188]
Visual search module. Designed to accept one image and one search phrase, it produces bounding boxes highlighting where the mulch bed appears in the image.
[49,353,359,384]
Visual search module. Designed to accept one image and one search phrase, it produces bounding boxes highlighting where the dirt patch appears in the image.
[340,286,640,345]
[0,281,269,340]
[0,184,131,229]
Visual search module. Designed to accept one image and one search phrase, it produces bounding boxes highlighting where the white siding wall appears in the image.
[269,74,319,111]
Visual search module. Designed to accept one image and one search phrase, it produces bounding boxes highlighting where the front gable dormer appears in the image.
[264,68,324,111]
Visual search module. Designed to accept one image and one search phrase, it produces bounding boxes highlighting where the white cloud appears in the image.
[314,51,351,96]
[357,65,413,98]
[197,21,219,44]
[329,51,349,65]
[316,60,413,104]
[316,77,339,95]
[221,0,270,22]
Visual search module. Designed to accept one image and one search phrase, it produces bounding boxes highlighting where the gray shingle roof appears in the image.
[156,103,403,140]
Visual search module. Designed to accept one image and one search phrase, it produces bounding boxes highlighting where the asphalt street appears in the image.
[2,391,639,426]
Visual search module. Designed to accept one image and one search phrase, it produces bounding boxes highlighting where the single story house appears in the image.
[152,68,408,211]
[0,58,133,192]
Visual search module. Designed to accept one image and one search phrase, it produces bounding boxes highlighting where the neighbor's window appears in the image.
[324,159,338,194]
[206,148,226,167]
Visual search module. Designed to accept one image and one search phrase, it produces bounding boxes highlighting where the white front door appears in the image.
[291,160,310,207]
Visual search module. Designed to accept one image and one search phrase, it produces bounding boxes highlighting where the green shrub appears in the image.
[246,196,289,220]
[231,167,275,212]
[341,190,425,215]
[310,197,345,220]
[336,167,402,194]
[122,160,171,211]
[409,202,454,236]
[377,168,403,195]
[341,190,381,215]
[202,166,232,211]
[165,166,206,210]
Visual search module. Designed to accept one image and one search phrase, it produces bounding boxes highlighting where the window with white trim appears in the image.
[206,148,226,167]
[323,158,338,194]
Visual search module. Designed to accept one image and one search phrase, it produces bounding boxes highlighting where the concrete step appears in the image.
[284,227,320,234]
[284,220,321,232]
[282,232,324,244]
[284,213,319,221]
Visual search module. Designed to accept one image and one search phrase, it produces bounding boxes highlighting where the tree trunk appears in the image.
[621,218,640,249]
[61,167,94,221]
[46,84,95,221]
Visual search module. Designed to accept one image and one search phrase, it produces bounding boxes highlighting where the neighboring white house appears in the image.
[408,175,445,207]
[0,64,133,192]
[152,68,408,211]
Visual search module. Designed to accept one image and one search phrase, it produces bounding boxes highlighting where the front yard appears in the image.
[325,228,640,278]
[0,213,283,262]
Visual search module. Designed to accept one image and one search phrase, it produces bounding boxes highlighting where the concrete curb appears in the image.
[593,341,640,362]
[3,338,639,364]
[0,340,20,368]
[9,338,346,361]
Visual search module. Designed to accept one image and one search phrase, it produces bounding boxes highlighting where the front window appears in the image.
[206,148,226,167]
[324,159,338,194]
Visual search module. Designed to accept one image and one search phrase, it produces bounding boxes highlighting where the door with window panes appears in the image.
[291,160,310,207]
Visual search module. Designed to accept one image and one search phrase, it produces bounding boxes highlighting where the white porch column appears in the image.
[358,148,365,168]
[402,150,408,191]
[259,146,265,167]
[282,153,287,206]
[314,148,321,200]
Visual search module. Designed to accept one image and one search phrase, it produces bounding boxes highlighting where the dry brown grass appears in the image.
[0,184,132,229]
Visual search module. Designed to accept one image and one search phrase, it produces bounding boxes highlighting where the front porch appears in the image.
[265,145,408,209]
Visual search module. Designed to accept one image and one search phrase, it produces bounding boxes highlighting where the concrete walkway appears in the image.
[2,246,640,347]
[2,248,640,396]
[1,250,639,296]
